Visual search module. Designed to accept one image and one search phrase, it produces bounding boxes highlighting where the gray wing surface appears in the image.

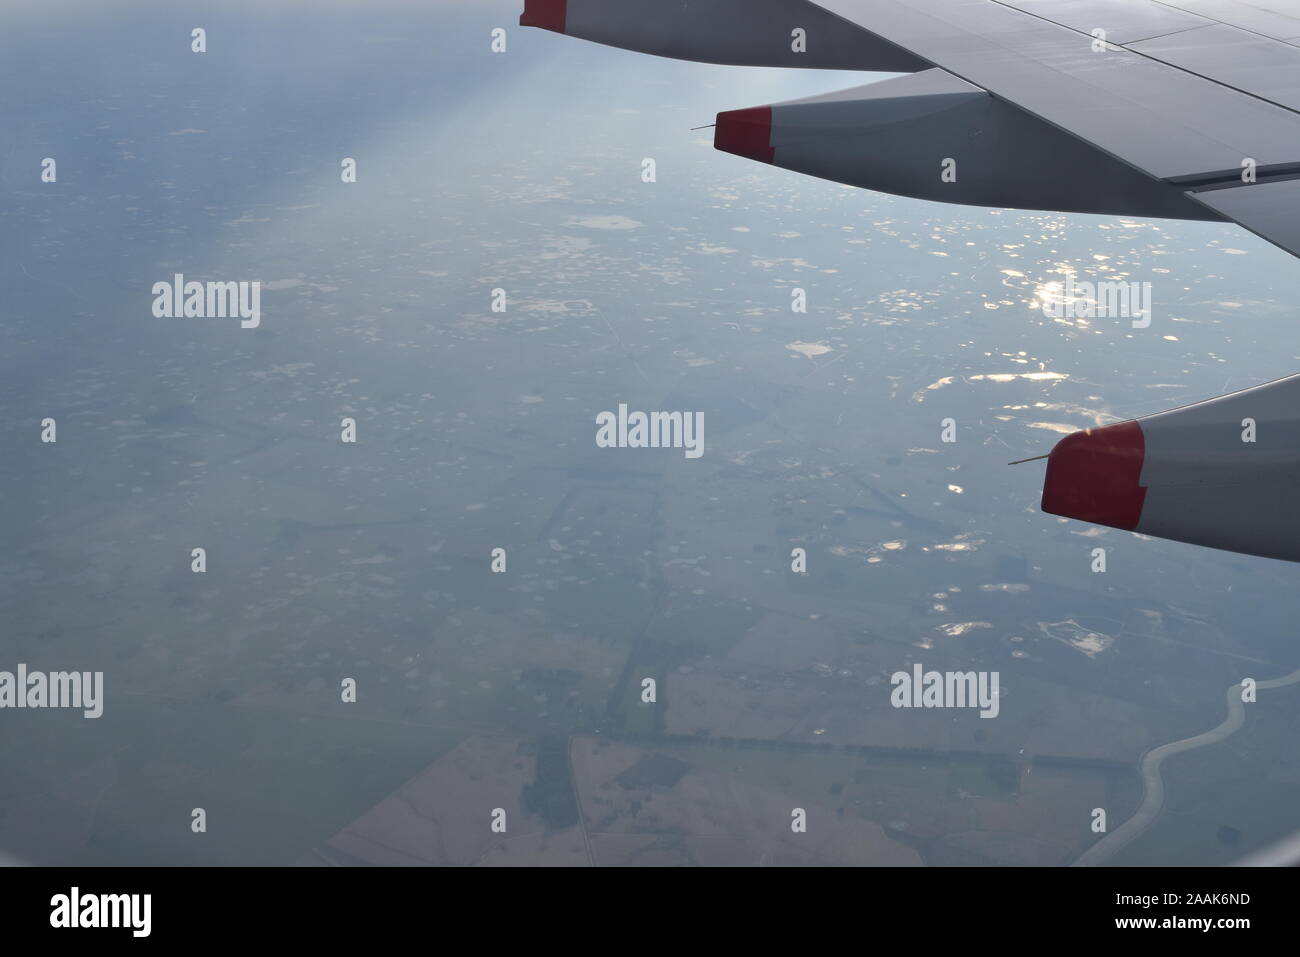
[808,0,1300,255]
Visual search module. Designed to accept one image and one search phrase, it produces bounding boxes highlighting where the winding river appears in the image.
[1072,666,1300,867]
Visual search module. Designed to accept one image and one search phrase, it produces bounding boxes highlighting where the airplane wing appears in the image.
[524,0,1300,255]
[799,0,1300,257]
[522,0,1300,560]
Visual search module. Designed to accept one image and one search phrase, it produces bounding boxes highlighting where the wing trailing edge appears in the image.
[1187,178,1300,260]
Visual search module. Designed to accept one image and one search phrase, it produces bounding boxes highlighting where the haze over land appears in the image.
[3,0,1299,865]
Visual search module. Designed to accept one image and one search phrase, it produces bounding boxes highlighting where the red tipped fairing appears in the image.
[706,70,1222,220]
[1041,422,1147,531]
[1038,374,1300,562]
[714,107,774,164]
[520,0,566,33]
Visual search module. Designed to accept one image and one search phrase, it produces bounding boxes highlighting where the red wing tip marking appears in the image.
[520,0,566,33]
[714,106,775,163]
[1041,420,1147,531]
